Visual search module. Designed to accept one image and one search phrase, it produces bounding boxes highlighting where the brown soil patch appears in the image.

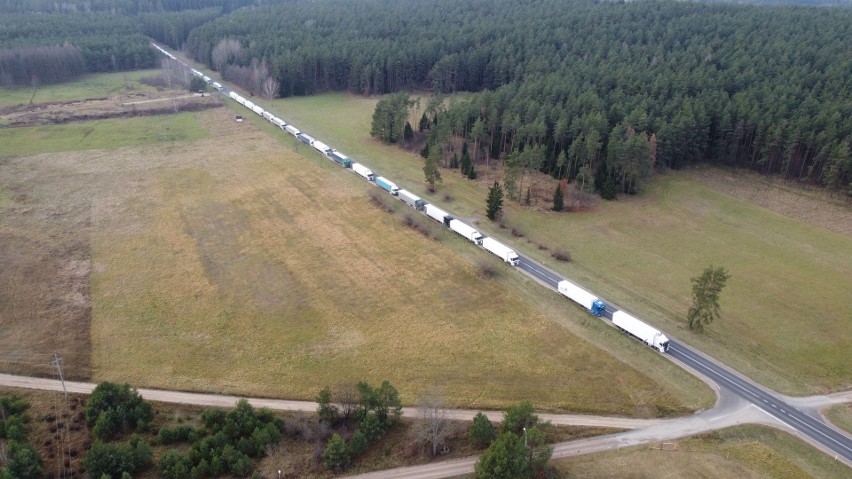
[0,91,222,127]
[690,167,852,236]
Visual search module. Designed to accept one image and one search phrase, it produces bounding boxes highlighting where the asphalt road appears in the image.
[513,252,852,463]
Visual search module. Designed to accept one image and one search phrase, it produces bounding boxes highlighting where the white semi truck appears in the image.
[612,311,670,353]
[285,125,300,137]
[312,140,333,155]
[481,237,519,266]
[557,280,606,316]
[424,204,452,226]
[352,163,374,181]
[448,220,483,245]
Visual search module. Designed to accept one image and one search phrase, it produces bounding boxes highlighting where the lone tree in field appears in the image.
[424,142,443,191]
[486,181,504,221]
[687,265,731,332]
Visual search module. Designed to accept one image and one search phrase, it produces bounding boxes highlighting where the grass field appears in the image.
[0,113,209,157]
[0,99,710,416]
[0,69,161,107]
[825,403,852,434]
[550,425,851,479]
[269,92,852,396]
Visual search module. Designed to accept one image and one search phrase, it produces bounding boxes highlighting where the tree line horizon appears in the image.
[1,0,849,192]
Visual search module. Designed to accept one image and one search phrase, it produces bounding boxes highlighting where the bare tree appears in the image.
[261,75,279,99]
[334,383,358,420]
[412,390,450,456]
[211,38,243,73]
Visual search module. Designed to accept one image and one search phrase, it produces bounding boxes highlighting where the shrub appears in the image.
[85,382,153,441]
[476,258,498,279]
[349,429,368,457]
[323,433,350,472]
[469,412,496,449]
[159,450,192,479]
[368,189,395,213]
[83,436,152,479]
[551,249,571,262]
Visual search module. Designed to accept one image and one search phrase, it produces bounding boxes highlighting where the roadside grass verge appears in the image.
[0,113,209,156]
[270,92,852,396]
[551,425,851,479]
[824,403,852,434]
[0,69,161,107]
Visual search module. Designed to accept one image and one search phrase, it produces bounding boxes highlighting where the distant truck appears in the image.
[612,311,670,353]
[312,140,333,155]
[352,163,375,181]
[271,117,286,130]
[557,280,606,316]
[297,133,315,145]
[424,204,453,226]
[285,125,300,137]
[448,219,483,245]
[251,105,264,116]
[398,189,425,210]
[330,150,352,168]
[481,237,519,266]
[262,111,274,121]
[244,100,256,110]
[375,177,400,195]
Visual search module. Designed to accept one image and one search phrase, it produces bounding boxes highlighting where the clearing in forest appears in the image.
[0,98,709,415]
[269,92,852,396]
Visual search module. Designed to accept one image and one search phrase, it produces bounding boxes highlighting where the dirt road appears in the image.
[0,373,663,429]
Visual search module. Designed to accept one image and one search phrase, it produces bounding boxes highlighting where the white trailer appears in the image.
[229,91,240,101]
[285,125,300,137]
[398,189,425,210]
[424,204,452,226]
[202,75,212,83]
[212,82,223,91]
[251,105,264,116]
[481,237,519,266]
[352,163,375,181]
[312,140,333,155]
[262,111,274,121]
[557,280,606,316]
[244,100,256,110]
[448,220,483,245]
[191,69,203,77]
[271,117,286,129]
[612,311,670,353]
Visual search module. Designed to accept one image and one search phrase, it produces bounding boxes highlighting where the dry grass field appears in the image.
[0,99,708,416]
[270,92,852,396]
[551,426,851,479]
[824,403,852,435]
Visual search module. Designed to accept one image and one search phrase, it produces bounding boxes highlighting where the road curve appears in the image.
[0,373,663,430]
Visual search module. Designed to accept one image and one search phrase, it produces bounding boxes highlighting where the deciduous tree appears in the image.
[687,265,731,332]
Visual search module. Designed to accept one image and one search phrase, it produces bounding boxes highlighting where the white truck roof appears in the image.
[557,280,598,311]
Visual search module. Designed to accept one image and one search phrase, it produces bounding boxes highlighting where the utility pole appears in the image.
[52,354,67,399]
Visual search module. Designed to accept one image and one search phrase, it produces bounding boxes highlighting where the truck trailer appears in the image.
[244,100,256,110]
[285,125,300,137]
[481,237,519,266]
[557,280,606,316]
[271,117,286,129]
[251,105,264,116]
[312,140,333,155]
[398,190,425,210]
[375,177,400,195]
[448,220,483,245]
[352,163,375,181]
[330,151,352,168]
[611,311,670,353]
[297,133,315,145]
[424,204,453,226]
[212,82,223,91]
[262,111,274,121]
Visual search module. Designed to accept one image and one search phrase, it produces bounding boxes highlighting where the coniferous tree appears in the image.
[687,266,731,332]
[552,183,564,211]
[486,182,504,221]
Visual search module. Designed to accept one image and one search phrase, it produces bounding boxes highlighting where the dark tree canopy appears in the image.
[181,0,850,192]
